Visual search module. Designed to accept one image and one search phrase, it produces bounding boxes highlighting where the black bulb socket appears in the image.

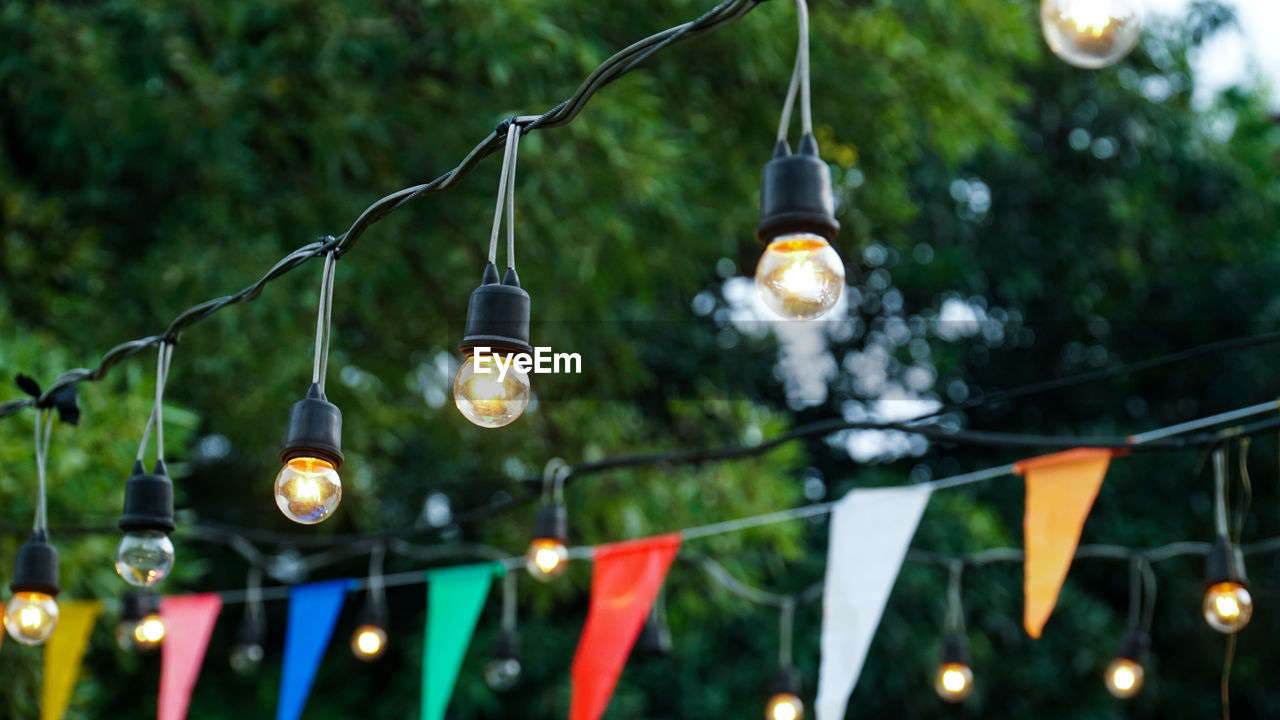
[770,664,803,696]
[533,504,568,544]
[1204,534,1247,587]
[494,628,521,661]
[756,134,840,244]
[11,532,59,597]
[357,598,389,630]
[121,592,161,622]
[1117,629,1148,663]
[236,611,267,647]
[119,459,175,534]
[941,632,971,665]
[636,614,673,657]
[459,263,532,357]
[280,383,344,469]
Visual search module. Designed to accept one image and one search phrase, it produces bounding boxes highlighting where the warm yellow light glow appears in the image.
[1203,581,1253,634]
[934,662,973,703]
[4,592,59,646]
[454,355,531,428]
[274,456,342,525]
[765,693,804,720]
[1040,0,1142,69]
[137,614,167,644]
[1104,657,1144,699]
[525,538,569,582]
[351,624,387,661]
[755,234,845,320]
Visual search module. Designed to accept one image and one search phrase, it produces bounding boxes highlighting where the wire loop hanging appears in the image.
[776,0,814,142]
[135,340,175,464]
[542,457,570,505]
[32,408,54,534]
[311,249,338,394]
[488,121,524,270]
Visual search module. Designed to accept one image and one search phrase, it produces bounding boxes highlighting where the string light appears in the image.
[5,410,60,646]
[230,566,267,674]
[485,572,523,691]
[275,252,344,524]
[1103,631,1147,699]
[117,342,177,587]
[527,461,570,582]
[351,546,389,662]
[455,123,532,428]
[765,599,805,720]
[754,0,844,320]
[117,593,165,653]
[1203,448,1253,634]
[934,562,973,703]
[1040,0,1143,69]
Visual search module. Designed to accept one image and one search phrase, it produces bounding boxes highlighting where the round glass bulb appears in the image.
[1040,0,1142,69]
[754,233,845,320]
[118,613,165,652]
[934,662,974,703]
[230,641,265,674]
[1203,581,1253,634]
[525,538,569,582]
[4,591,59,646]
[484,657,522,691]
[274,457,342,524]
[765,692,804,720]
[453,355,531,428]
[351,624,387,661]
[1104,657,1144,699]
[115,531,175,587]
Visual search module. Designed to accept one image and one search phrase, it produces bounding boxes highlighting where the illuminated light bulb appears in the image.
[1104,657,1143,698]
[755,234,845,319]
[765,693,804,720]
[276,383,345,524]
[1203,581,1252,634]
[351,623,388,661]
[934,662,974,703]
[453,354,530,428]
[456,262,534,429]
[526,538,569,582]
[1040,0,1143,69]
[117,593,164,652]
[484,630,522,692]
[1203,536,1253,634]
[115,531,175,587]
[5,592,59,646]
[274,457,342,525]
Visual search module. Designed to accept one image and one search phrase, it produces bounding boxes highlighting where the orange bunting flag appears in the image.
[1015,447,1119,638]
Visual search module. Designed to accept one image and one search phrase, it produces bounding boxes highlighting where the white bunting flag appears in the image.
[816,485,933,720]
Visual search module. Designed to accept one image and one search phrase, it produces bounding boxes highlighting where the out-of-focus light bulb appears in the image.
[765,693,804,720]
[485,657,522,691]
[934,662,974,703]
[1104,656,1144,698]
[351,624,387,661]
[274,457,342,524]
[230,640,265,674]
[525,538,569,582]
[4,592,59,646]
[115,531,175,587]
[1203,581,1252,633]
[755,233,845,319]
[118,612,166,652]
[453,355,530,428]
[1040,0,1142,68]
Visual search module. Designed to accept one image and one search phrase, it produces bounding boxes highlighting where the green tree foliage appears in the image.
[1,0,1278,718]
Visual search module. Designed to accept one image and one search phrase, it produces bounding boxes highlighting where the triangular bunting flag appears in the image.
[41,599,102,720]
[570,534,681,720]
[1016,447,1117,638]
[158,594,222,720]
[816,485,932,720]
[422,564,502,720]
[277,580,349,720]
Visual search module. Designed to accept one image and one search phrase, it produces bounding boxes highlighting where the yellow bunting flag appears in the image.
[42,600,103,720]
[1015,448,1119,638]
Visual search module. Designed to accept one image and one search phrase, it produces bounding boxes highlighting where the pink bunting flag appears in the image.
[159,594,223,720]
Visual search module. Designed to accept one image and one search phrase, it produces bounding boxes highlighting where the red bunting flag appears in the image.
[570,534,681,720]
[1015,448,1119,638]
[159,594,222,720]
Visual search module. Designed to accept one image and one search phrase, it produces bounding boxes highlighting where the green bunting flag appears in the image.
[422,563,502,720]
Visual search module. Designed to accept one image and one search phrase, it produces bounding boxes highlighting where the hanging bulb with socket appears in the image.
[934,632,974,703]
[6,533,60,646]
[1040,0,1143,69]
[526,504,569,581]
[1103,631,1147,699]
[275,251,344,524]
[230,611,267,674]
[1203,535,1252,634]
[117,592,165,652]
[754,0,845,320]
[456,121,533,428]
[765,665,805,720]
[351,547,389,661]
[117,342,177,586]
[485,628,523,691]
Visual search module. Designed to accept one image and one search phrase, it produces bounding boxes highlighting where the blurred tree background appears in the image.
[2,0,1279,718]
